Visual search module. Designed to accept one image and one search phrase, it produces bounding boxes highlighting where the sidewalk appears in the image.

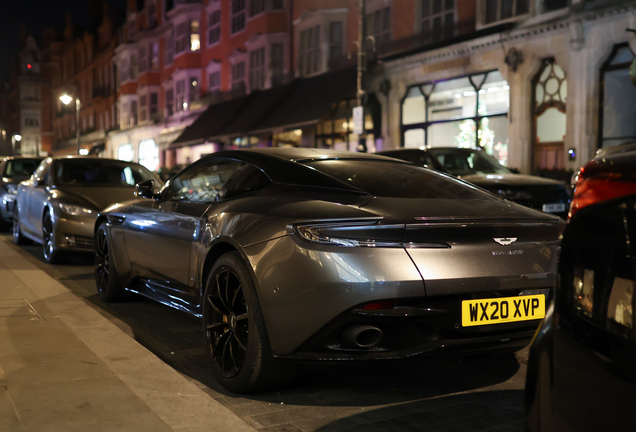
[0,236,256,432]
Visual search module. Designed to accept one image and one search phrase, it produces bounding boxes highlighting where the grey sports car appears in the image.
[0,156,43,226]
[95,148,564,392]
[13,156,161,263]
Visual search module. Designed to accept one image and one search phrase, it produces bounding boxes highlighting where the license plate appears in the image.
[461,295,545,327]
[542,203,566,213]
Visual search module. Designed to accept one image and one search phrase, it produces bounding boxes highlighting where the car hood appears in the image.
[459,173,564,189]
[54,186,138,211]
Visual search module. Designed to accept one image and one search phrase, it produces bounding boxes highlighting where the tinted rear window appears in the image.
[304,160,493,199]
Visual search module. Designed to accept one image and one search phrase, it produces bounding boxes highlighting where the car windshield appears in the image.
[427,149,510,176]
[3,159,42,178]
[304,160,493,199]
[53,159,158,187]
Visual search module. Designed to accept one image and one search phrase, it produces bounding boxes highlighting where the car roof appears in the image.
[379,147,484,153]
[213,147,402,163]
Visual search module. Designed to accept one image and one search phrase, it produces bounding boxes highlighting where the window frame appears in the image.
[420,0,456,42]
[208,9,221,47]
[249,47,266,91]
[231,0,247,35]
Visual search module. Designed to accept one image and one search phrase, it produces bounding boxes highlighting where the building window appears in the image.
[329,22,343,62]
[208,10,221,45]
[366,7,391,47]
[165,31,174,65]
[232,61,246,90]
[299,25,321,76]
[249,47,265,91]
[150,93,158,116]
[189,77,199,104]
[544,0,569,12]
[140,95,147,122]
[272,0,283,9]
[271,43,284,86]
[150,42,159,70]
[130,54,138,79]
[532,58,567,170]
[209,71,221,92]
[139,139,159,171]
[190,20,201,51]
[139,47,147,74]
[485,0,529,24]
[401,70,510,166]
[599,43,636,149]
[231,0,246,34]
[129,19,136,40]
[148,1,157,28]
[249,0,264,17]
[421,0,455,41]
[166,88,174,116]
[131,101,138,126]
[176,22,188,54]
[176,80,186,111]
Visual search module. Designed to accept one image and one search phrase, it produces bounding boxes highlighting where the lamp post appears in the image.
[59,94,81,155]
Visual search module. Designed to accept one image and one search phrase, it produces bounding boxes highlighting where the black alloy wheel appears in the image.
[13,207,28,245]
[42,209,62,264]
[94,222,124,302]
[203,252,296,393]
[205,266,249,378]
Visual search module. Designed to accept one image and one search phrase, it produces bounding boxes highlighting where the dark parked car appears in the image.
[378,147,571,219]
[13,156,162,263]
[96,148,564,392]
[525,148,636,431]
[0,156,43,226]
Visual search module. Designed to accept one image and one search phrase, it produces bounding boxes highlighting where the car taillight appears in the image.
[293,221,404,248]
[362,300,395,310]
[569,164,636,219]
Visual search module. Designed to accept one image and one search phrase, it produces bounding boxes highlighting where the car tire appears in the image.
[42,209,64,264]
[203,252,297,393]
[12,207,29,245]
[94,222,126,302]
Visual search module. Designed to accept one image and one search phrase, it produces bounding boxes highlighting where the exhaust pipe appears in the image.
[342,325,383,348]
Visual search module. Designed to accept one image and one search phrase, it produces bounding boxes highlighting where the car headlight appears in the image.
[58,203,94,216]
[3,183,17,194]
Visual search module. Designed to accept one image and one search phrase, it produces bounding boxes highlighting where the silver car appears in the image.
[13,156,162,263]
[96,148,564,393]
[0,157,43,226]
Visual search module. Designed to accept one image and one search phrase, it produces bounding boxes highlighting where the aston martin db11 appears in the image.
[95,148,564,392]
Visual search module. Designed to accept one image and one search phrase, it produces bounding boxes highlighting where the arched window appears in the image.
[599,43,636,149]
[532,58,567,171]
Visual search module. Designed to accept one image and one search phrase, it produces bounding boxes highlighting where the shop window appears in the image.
[249,0,264,17]
[190,20,201,51]
[166,88,174,116]
[485,0,529,24]
[139,139,159,171]
[599,43,636,149]
[232,61,246,90]
[209,71,221,92]
[249,47,266,91]
[139,47,147,73]
[165,31,174,65]
[401,70,510,165]
[271,44,284,86]
[366,7,391,47]
[231,0,246,34]
[150,43,159,70]
[299,25,321,76]
[208,10,221,46]
[118,143,134,162]
[421,0,454,42]
[532,58,567,170]
[315,98,376,151]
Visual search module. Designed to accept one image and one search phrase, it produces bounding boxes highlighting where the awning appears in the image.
[169,93,254,148]
[252,67,357,133]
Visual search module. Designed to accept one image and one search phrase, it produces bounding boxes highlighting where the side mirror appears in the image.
[135,180,156,199]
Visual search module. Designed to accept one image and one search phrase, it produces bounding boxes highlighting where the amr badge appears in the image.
[494,237,517,246]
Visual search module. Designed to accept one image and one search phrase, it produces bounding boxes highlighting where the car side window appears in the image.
[222,163,271,200]
[162,159,241,203]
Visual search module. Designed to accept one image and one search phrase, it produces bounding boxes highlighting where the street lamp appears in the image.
[11,134,21,156]
[59,93,81,155]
